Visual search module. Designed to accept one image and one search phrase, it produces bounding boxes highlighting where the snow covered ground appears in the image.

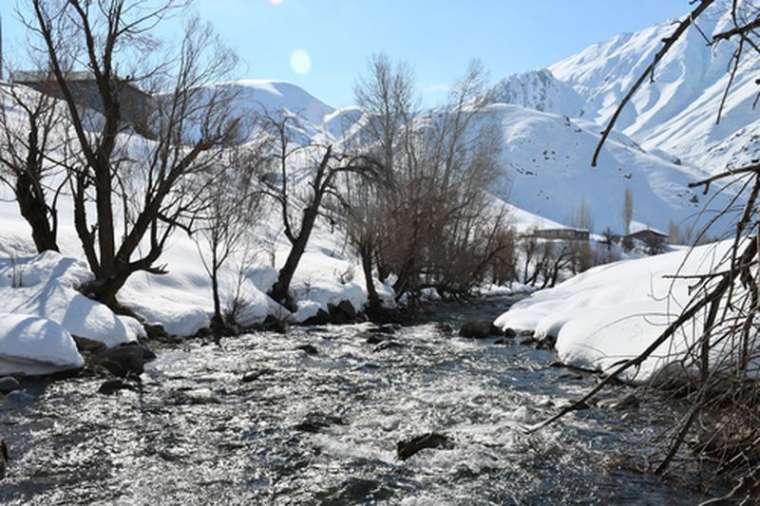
[494,241,736,382]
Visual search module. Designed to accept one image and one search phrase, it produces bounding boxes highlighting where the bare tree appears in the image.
[259,111,381,308]
[0,81,70,252]
[346,53,415,310]
[27,1,242,309]
[192,146,265,334]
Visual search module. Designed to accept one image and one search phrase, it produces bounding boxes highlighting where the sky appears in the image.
[3,0,691,108]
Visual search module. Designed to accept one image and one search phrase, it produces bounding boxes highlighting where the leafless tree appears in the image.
[0,81,70,253]
[374,61,510,299]
[192,145,265,334]
[345,53,415,310]
[258,111,381,308]
[26,1,242,309]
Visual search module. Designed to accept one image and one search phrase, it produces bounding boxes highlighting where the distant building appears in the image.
[625,228,669,244]
[527,228,589,241]
[11,71,154,138]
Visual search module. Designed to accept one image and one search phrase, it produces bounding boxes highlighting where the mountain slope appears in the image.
[481,104,733,234]
[490,3,760,173]
[547,3,760,172]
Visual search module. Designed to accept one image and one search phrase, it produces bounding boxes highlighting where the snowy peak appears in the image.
[223,80,335,126]
[491,69,584,118]
[539,2,759,172]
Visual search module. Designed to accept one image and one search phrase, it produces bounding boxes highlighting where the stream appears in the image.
[0,295,711,505]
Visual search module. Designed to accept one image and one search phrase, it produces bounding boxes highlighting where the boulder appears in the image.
[459,320,501,339]
[93,343,145,378]
[503,328,517,338]
[0,377,20,394]
[396,433,453,461]
[72,336,107,354]
[303,310,331,326]
[332,300,358,323]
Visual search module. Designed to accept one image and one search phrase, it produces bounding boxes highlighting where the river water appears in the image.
[0,296,711,505]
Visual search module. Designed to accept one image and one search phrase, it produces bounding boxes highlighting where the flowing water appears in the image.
[0,296,711,505]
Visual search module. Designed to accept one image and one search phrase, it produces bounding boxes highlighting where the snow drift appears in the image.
[0,314,84,376]
[494,241,734,382]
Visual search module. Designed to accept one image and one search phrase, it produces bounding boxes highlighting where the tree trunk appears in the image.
[210,267,224,336]
[360,240,381,310]
[270,234,309,309]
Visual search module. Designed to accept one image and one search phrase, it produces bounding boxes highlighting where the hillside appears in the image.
[481,104,733,235]
[495,2,760,173]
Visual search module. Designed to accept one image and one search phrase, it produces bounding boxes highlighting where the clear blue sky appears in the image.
[3,0,690,107]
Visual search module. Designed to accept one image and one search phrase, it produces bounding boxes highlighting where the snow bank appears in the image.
[0,251,142,347]
[494,242,732,382]
[0,314,84,376]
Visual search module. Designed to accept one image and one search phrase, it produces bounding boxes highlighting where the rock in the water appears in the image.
[459,320,501,339]
[241,368,274,383]
[144,323,169,340]
[493,338,512,346]
[503,328,517,338]
[303,310,331,326]
[93,344,145,378]
[98,379,137,395]
[293,412,346,433]
[330,300,357,323]
[0,439,7,480]
[397,433,453,461]
[296,344,319,356]
[262,315,290,334]
[364,333,385,345]
[139,343,157,361]
[0,377,20,394]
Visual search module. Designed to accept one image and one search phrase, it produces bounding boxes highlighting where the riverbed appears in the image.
[0,296,710,505]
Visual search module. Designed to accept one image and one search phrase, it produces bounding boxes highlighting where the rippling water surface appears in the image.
[0,296,709,505]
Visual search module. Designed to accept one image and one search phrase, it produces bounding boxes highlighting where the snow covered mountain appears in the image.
[496,2,760,173]
[208,77,734,235]
[491,69,584,118]
[481,104,732,234]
